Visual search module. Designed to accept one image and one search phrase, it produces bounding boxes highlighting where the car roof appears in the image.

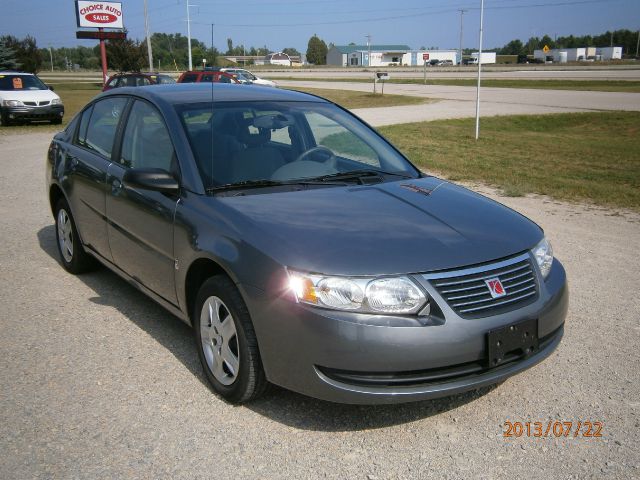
[0,71,35,76]
[97,83,328,105]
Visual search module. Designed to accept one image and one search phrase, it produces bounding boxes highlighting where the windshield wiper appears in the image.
[207,178,346,193]
[310,169,415,183]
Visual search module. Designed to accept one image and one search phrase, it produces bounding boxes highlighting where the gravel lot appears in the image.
[1,131,638,479]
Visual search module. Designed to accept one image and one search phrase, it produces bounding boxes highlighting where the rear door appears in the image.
[105,99,179,304]
[64,96,128,261]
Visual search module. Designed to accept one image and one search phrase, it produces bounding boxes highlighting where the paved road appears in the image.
[265,67,640,80]
[39,66,640,83]
[1,131,639,479]
[278,80,640,125]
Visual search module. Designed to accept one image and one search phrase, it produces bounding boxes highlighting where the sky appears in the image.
[1,0,639,52]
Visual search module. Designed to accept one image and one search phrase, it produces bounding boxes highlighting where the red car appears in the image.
[177,71,241,84]
[103,73,176,92]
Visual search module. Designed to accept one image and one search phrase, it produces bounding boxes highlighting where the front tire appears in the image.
[194,276,268,403]
[0,110,9,127]
[54,198,97,274]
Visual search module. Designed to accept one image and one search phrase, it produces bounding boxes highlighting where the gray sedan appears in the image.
[46,84,567,404]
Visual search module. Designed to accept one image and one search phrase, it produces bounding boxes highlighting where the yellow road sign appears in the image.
[543,45,550,53]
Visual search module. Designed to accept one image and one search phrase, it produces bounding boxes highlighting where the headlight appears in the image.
[51,98,62,105]
[2,100,23,107]
[531,237,553,279]
[287,269,427,314]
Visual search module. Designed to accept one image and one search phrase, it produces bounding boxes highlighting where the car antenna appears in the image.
[209,23,215,184]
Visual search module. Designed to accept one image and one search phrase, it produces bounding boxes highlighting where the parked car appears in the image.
[220,68,277,87]
[46,83,568,404]
[177,70,241,84]
[0,71,64,126]
[103,72,176,91]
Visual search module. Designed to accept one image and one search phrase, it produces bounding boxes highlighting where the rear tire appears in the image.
[54,198,97,274]
[194,276,268,403]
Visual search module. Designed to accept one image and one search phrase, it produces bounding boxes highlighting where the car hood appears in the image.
[217,177,543,276]
[0,88,60,102]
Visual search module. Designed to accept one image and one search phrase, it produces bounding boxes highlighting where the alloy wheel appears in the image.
[200,296,240,386]
[57,208,74,263]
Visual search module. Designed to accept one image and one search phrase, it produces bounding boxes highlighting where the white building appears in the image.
[597,46,623,60]
[265,52,292,66]
[469,52,496,64]
[413,50,458,65]
[326,45,460,67]
[327,45,411,67]
[534,46,623,62]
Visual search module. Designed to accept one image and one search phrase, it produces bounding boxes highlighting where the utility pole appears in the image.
[475,0,485,140]
[48,47,53,72]
[458,9,467,65]
[366,34,372,67]
[144,0,153,71]
[211,23,215,55]
[186,0,197,70]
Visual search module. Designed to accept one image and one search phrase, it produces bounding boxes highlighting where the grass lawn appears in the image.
[379,111,640,211]
[274,77,640,93]
[285,87,431,109]
[52,82,103,121]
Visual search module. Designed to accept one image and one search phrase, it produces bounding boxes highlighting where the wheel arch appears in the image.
[184,257,236,323]
[49,183,66,216]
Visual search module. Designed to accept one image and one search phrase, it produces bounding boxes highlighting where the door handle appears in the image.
[67,155,78,168]
[111,179,122,195]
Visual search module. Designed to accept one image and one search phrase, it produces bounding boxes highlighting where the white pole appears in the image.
[48,47,54,72]
[144,0,153,71]
[187,0,193,70]
[474,0,485,140]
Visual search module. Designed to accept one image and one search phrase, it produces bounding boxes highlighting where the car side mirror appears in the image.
[48,85,55,91]
[122,168,179,193]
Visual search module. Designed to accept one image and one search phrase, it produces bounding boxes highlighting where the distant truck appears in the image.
[468,52,497,65]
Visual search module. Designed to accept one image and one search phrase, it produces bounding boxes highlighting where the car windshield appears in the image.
[177,101,420,190]
[155,75,176,84]
[0,74,48,91]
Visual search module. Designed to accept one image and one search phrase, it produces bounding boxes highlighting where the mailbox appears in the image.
[376,72,390,81]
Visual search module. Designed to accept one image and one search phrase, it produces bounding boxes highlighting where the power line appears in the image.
[196,0,616,28]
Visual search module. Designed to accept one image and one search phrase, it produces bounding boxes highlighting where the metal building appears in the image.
[326,45,411,67]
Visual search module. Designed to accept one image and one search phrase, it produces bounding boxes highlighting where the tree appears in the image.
[0,39,19,70]
[500,39,525,55]
[1,35,41,72]
[282,47,301,57]
[106,34,146,71]
[306,34,327,65]
[226,38,233,55]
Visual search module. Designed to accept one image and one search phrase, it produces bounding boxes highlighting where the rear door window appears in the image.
[81,97,128,158]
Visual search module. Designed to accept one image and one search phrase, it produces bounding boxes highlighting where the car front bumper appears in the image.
[3,104,64,122]
[242,257,568,404]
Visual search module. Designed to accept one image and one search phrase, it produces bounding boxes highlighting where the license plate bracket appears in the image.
[487,318,539,368]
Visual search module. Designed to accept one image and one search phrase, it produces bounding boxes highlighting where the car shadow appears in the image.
[38,224,497,432]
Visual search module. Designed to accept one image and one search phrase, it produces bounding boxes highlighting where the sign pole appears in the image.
[99,27,108,86]
[474,0,484,141]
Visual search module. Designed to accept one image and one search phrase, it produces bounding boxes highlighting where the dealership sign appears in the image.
[75,1,123,29]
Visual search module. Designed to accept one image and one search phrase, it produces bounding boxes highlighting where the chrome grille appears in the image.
[425,253,538,318]
[24,101,37,106]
